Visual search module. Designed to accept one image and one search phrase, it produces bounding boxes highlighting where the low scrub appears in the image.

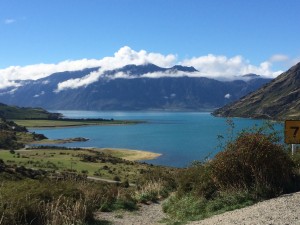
[163,191,254,223]
[211,132,294,197]
[134,179,165,203]
[176,161,216,199]
[0,177,138,225]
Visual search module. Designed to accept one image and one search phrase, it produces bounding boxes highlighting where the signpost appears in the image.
[285,120,300,155]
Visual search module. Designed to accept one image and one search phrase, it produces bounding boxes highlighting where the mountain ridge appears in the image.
[213,62,300,120]
[0,64,272,111]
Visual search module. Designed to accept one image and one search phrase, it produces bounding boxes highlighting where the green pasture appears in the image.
[0,149,150,182]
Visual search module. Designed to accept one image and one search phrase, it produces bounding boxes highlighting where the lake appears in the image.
[30,111,283,167]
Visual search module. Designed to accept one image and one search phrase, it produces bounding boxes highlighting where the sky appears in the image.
[0,0,300,89]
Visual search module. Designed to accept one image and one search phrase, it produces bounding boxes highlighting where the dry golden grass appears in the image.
[99,148,161,161]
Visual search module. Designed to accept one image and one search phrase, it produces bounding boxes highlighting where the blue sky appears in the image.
[0,0,300,88]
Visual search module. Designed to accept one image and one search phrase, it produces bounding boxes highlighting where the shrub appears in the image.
[162,194,207,221]
[163,191,255,222]
[211,132,294,198]
[176,161,217,199]
[205,190,254,215]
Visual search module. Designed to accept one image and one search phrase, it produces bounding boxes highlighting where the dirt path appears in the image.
[95,201,168,225]
[95,192,300,225]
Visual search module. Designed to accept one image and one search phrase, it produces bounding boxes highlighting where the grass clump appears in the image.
[163,194,207,222]
[0,179,97,225]
[0,175,140,225]
[134,179,165,203]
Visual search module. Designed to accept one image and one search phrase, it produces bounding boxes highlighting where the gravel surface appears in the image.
[188,192,300,225]
[96,201,168,225]
[96,192,300,225]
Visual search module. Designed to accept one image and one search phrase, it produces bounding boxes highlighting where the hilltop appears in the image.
[0,103,61,119]
[213,62,300,120]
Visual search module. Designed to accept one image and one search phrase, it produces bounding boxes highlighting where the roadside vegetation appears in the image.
[162,121,300,224]
[0,154,176,225]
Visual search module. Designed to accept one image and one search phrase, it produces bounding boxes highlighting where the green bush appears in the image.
[163,194,207,222]
[176,161,217,199]
[163,191,255,222]
[211,132,294,198]
[205,191,254,215]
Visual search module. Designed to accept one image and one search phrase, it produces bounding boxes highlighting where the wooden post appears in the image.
[292,144,296,155]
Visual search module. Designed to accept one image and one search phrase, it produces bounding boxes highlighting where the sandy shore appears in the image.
[98,148,162,161]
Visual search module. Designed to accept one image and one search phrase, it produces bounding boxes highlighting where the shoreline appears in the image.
[98,148,162,161]
[24,143,162,161]
[14,119,143,128]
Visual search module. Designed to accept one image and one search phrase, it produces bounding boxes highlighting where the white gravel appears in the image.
[188,192,300,225]
[96,192,300,225]
[96,201,167,225]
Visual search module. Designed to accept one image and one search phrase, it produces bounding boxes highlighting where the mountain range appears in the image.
[213,62,300,120]
[0,64,272,111]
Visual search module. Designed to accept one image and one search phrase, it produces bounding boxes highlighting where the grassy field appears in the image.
[13,119,141,128]
[0,103,61,119]
[0,148,162,183]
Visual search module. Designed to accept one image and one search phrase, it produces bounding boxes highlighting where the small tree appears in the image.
[211,131,294,198]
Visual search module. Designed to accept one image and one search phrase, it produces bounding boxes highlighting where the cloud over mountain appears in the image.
[0,46,295,90]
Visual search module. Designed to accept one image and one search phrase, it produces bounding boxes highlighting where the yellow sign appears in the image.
[285,120,300,144]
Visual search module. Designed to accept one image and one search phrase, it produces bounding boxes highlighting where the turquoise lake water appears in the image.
[31,111,283,167]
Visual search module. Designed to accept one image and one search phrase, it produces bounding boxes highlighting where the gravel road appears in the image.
[188,192,300,225]
[96,192,300,225]
[96,201,167,225]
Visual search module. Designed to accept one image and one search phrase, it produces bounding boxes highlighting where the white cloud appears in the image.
[224,93,231,99]
[55,46,176,92]
[181,54,282,79]
[269,54,289,62]
[0,77,20,89]
[0,46,296,91]
[42,80,50,85]
[33,91,45,98]
[4,19,16,24]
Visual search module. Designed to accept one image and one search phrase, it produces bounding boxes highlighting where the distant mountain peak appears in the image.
[242,73,260,78]
[114,63,198,76]
[213,61,300,120]
[169,65,198,72]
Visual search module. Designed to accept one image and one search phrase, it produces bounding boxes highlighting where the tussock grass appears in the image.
[134,179,165,203]
[0,177,139,225]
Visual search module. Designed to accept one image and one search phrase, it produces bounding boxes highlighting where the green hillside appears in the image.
[213,62,300,120]
[0,103,61,119]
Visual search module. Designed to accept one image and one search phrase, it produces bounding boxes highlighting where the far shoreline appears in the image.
[13,119,144,128]
[98,148,162,161]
